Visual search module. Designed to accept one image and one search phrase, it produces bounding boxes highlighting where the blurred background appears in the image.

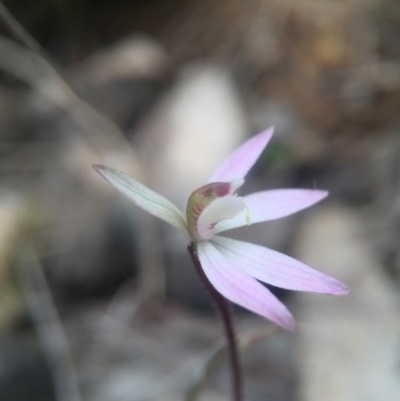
[0,0,400,400]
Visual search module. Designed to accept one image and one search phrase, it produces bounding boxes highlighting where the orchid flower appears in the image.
[94,127,348,331]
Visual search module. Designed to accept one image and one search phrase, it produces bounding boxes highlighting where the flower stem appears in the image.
[188,243,243,401]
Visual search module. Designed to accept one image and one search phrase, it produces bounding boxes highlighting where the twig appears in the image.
[185,326,282,401]
[0,1,138,162]
[15,243,82,401]
[81,278,148,369]
[0,35,132,158]
[0,2,45,57]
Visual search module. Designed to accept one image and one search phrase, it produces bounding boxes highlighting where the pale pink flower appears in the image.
[94,127,348,331]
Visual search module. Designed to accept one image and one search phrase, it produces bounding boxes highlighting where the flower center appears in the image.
[186,180,245,240]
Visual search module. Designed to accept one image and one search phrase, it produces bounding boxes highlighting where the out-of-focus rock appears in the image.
[39,161,137,298]
[371,131,400,286]
[76,304,224,401]
[252,100,328,164]
[21,34,169,134]
[76,34,170,128]
[80,34,170,83]
[293,205,400,401]
[0,335,54,401]
[71,302,292,401]
[9,34,172,299]
[134,64,247,306]
[136,64,247,209]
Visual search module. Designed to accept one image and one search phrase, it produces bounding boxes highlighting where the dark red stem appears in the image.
[188,243,243,401]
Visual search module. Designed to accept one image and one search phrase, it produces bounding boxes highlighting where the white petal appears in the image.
[197,241,296,331]
[94,165,189,235]
[197,196,245,240]
[215,189,328,233]
[212,237,349,294]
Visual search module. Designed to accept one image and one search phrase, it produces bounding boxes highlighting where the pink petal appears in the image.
[94,165,189,235]
[215,189,328,233]
[207,127,274,183]
[197,241,296,331]
[212,237,349,295]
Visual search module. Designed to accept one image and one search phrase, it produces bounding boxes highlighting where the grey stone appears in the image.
[293,205,400,401]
